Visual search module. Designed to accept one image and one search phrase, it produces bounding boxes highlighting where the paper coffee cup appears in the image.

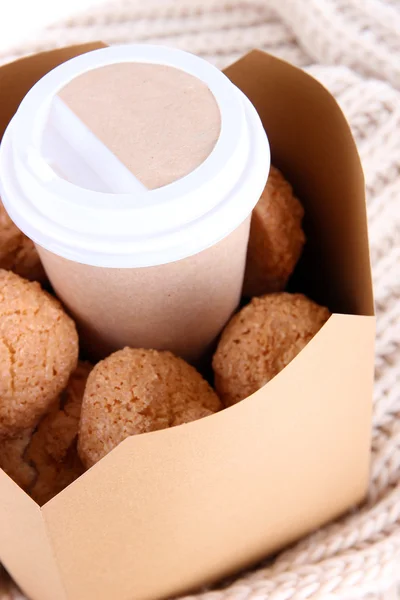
[0,45,270,361]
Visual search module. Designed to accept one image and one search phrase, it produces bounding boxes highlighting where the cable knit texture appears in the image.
[0,1,399,599]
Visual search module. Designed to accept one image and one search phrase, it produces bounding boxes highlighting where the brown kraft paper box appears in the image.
[0,43,375,600]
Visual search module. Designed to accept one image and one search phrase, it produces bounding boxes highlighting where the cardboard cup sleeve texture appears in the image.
[0,43,375,600]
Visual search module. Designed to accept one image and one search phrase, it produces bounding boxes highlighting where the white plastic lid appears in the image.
[0,45,270,268]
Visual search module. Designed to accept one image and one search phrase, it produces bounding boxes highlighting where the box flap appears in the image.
[225,51,374,317]
[0,470,65,600]
[42,314,374,600]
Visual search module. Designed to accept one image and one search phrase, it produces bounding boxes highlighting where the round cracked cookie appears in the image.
[0,200,47,284]
[212,293,331,406]
[243,166,306,297]
[0,269,79,439]
[78,347,222,468]
[0,362,91,505]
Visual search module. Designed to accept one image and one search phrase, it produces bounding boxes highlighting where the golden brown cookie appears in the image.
[27,361,91,505]
[243,166,305,297]
[78,348,222,468]
[0,430,35,490]
[0,269,79,439]
[0,200,47,284]
[0,362,91,505]
[213,293,331,406]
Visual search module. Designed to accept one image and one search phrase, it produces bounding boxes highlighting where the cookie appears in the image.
[27,361,91,505]
[0,269,79,439]
[212,293,331,406]
[0,430,35,490]
[0,362,91,505]
[243,166,305,297]
[78,347,222,468]
[0,200,47,284]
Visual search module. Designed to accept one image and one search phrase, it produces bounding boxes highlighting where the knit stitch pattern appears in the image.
[0,1,399,598]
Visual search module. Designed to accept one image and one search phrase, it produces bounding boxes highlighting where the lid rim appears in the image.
[0,46,270,268]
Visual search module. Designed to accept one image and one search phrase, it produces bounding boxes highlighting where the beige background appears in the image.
[0,1,399,599]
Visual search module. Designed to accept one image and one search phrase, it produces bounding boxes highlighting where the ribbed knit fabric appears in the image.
[0,1,399,598]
